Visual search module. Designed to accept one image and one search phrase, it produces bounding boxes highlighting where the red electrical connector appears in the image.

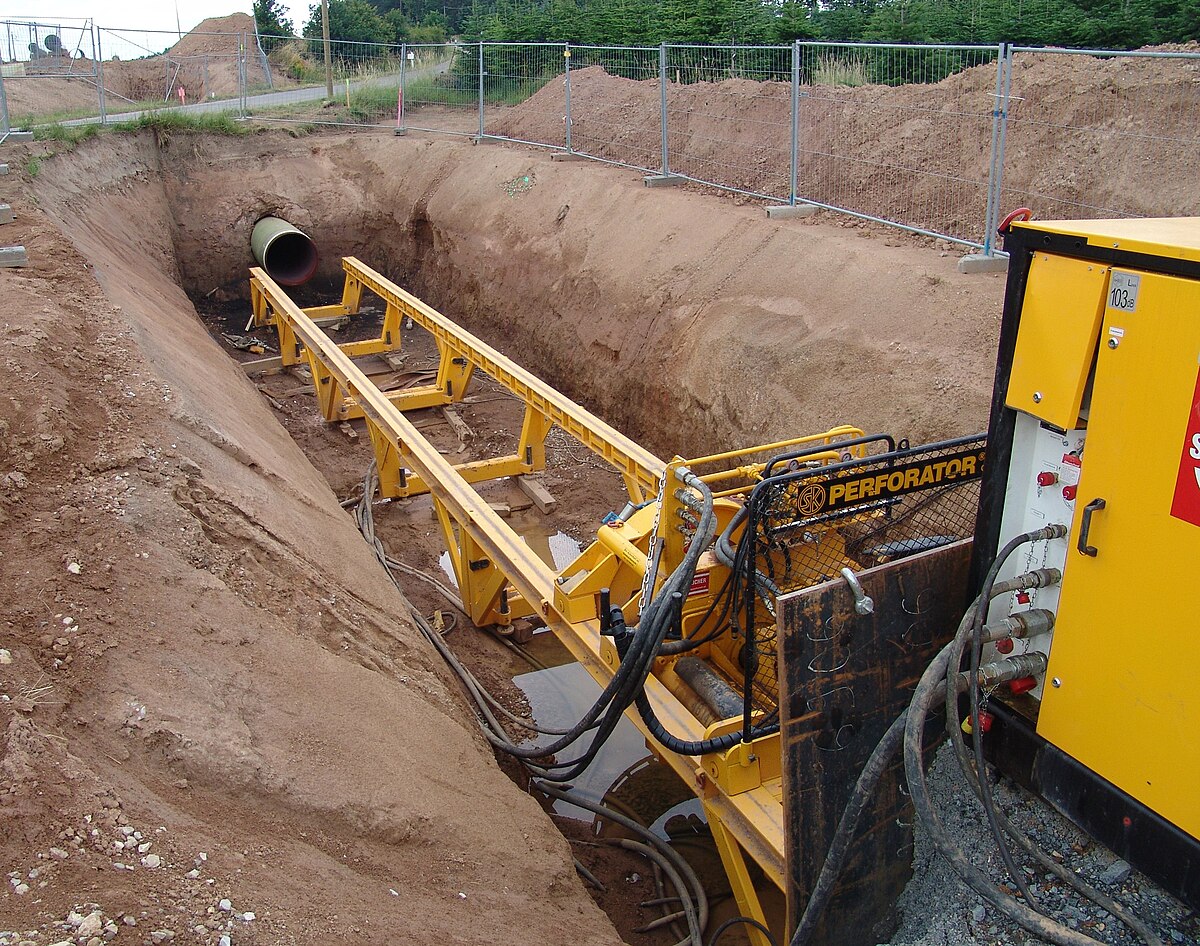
[1037,471,1058,487]
[1008,676,1038,695]
[961,710,995,735]
[994,637,1015,655]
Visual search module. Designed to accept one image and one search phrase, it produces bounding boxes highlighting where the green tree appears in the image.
[254,0,295,47]
[775,0,818,41]
[303,0,394,47]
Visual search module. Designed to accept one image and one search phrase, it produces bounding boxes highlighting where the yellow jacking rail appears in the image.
[249,258,869,943]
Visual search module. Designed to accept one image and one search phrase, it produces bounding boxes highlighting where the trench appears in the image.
[31,128,1001,944]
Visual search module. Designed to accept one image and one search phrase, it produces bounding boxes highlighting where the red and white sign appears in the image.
[1170,368,1200,528]
[688,571,710,598]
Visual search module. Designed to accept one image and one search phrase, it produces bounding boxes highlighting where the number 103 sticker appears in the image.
[1108,271,1141,312]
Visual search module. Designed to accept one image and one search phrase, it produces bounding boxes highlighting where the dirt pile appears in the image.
[168,14,256,58]
[493,47,1200,234]
[0,133,622,944]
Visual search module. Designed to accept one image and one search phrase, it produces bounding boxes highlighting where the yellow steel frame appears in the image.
[248,262,873,946]
[251,258,661,503]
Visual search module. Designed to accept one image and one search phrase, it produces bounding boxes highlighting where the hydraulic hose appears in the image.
[968,524,1067,906]
[903,635,1145,946]
[535,779,710,942]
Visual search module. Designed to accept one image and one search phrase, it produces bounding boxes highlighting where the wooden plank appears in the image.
[441,406,473,452]
[778,539,971,946]
[240,355,284,375]
[518,476,557,513]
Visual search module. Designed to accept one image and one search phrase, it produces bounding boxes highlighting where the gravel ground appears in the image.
[883,744,1199,946]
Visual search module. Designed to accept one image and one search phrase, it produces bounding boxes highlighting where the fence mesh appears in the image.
[402,42,478,136]
[664,45,793,201]
[482,43,565,148]
[247,35,398,128]
[5,27,1196,254]
[566,46,660,171]
[97,27,253,117]
[0,19,100,127]
[999,47,1200,222]
[796,42,1000,245]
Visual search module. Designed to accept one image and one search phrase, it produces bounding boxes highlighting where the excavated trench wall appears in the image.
[138,131,1002,459]
[17,126,1007,943]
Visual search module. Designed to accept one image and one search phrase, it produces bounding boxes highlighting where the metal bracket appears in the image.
[840,567,875,615]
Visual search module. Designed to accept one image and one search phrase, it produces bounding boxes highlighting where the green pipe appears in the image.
[251,216,318,286]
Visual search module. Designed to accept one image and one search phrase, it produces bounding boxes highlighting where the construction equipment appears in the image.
[971,215,1200,910]
[245,216,1199,946]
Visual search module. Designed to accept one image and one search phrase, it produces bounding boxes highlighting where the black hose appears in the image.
[904,638,1120,945]
[944,611,1161,946]
[636,690,780,756]
[710,915,780,946]
[608,838,703,946]
[967,525,1066,906]
[534,779,710,941]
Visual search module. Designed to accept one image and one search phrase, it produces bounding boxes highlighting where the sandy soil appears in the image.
[0,125,1003,945]
[0,125,1004,944]
[493,46,1200,234]
[1,105,1192,943]
[138,130,1004,460]
[0,134,623,944]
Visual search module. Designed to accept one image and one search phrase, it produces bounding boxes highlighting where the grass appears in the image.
[110,111,248,135]
[31,110,250,150]
[15,94,213,128]
[812,53,872,87]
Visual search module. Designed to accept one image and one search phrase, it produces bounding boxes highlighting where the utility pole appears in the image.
[321,0,333,100]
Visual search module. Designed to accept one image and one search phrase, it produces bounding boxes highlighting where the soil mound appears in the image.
[169,13,257,58]
[494,47,1200,234]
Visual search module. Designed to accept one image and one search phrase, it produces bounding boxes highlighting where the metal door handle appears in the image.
[1077,498,1106,556]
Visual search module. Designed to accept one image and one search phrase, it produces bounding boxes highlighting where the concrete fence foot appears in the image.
[766,204,817,220]
[0,245,29,267]
[643,174,684,188]
[957,253,1009,275]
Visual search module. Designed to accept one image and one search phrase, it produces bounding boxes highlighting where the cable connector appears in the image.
[990,567,1061,598]
[961,651,1048,690]
[983,608,1055,642]
[675,508,699,527]
[599,587,634,660]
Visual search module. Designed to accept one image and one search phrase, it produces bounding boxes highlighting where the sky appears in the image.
[0,1,311,40]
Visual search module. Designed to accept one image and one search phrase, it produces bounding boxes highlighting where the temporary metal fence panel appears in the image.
[399,42,478,136]
[795,41,1002,247]
[998,47,1200,224]
[95,27,251,122]
[566,45,660,172]
[13,23,1193,256]
[663,44,793,202]
[0,19,101,127]
[481,42,566,149]
[244,35,401,129]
